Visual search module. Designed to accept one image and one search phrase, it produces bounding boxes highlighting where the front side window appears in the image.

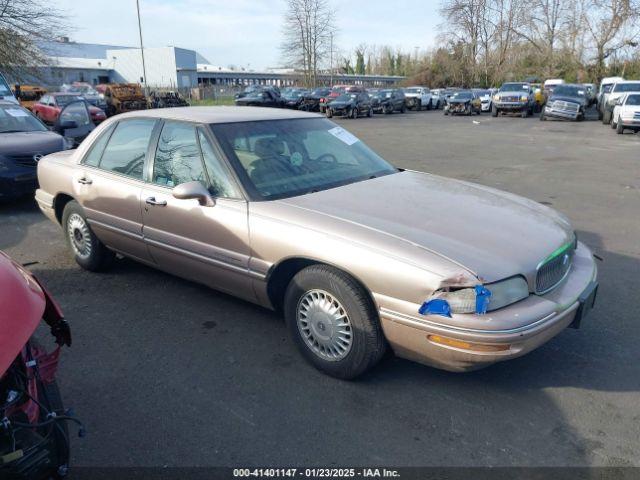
[153,121,205,187]
[211,118,397,200]
[99,119,156,180]
[197,129,240,198]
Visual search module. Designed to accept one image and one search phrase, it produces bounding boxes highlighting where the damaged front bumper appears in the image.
[376,241,598,372]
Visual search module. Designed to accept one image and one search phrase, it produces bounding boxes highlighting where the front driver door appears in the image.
[141,121,254,301]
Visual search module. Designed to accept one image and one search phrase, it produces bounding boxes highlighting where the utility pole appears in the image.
[330,31,334,87]
[136,0,148,95]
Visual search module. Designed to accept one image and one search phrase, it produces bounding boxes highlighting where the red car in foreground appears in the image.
[32,92,106,125]
[0,251,83,479]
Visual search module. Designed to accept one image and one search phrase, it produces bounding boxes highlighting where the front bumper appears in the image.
[0,169,38,200]
[619,118,640,128]
[544,106,579,120]
[494,102,527,111]
[376,241,598,372]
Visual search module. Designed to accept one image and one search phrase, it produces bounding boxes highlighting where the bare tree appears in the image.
[281,0,336,87]
[0,0,69,80]
[582,0,639,79]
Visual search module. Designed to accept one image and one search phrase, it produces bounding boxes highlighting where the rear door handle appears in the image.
[77,177,92,185]
[145,196,167,206]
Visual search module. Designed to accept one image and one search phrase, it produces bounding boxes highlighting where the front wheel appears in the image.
[326,109,333,118]
[284,265,386,379]
[400,104,406,114]
[617,122,624,134]
[603,109,611,125]
[62,200,115,271]
[492,105,498,117]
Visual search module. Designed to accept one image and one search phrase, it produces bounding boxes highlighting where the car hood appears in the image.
[0,251,45,376]
[0,131,65,156]
[277,170,573,283]
[449,98,471,104]
[330,100,353,107]
[550,95,586,105]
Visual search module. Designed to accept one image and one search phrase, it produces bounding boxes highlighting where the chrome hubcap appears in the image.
[297,289,352,361]
[67,213,92,259]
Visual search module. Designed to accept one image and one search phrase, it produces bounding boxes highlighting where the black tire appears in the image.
[385,103,393,114]
[426,99,432,110]
[521,108,528,118]
[540,112,546,121]
[416,100,422,111]
[284,265,386,379]
[400,103,406,114]
[326,109,332,118]
[492,105,498,117]
[62,200,115,271]
[602,109,611,125]
[436,100,441,109]
[597,108,603,121]
[367,107,373,118]
[350,107,358,119]
[617,122,624,134]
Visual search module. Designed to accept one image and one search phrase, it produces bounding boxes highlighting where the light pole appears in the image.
[330,31,334,87]
[136,0,148,94]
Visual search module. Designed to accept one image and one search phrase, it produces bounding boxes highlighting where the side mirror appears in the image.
[173,181,215,206]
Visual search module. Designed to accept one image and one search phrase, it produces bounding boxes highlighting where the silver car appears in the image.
[35,107,598,379]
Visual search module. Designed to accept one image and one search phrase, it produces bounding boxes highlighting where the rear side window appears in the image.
[82,124,115,166]
[99,119,156,180]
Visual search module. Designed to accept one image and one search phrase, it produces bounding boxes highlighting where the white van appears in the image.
[598,76,624,119]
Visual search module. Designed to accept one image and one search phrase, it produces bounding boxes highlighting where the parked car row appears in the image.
[233,84,448,119]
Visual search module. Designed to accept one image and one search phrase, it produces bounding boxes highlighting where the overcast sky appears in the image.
[55,0,441,69]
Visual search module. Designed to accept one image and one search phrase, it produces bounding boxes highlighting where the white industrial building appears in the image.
[9,38,404,89]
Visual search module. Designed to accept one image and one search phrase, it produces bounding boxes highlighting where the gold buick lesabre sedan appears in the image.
[35,107,598,379]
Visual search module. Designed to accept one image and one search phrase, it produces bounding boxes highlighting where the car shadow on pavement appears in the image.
[21,229,639,468]
[0,196,43,250]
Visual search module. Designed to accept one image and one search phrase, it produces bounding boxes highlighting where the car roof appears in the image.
[116,106,322,124]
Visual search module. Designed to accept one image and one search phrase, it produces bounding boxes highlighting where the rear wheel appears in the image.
[284,265,386,379]
[62,201,115,271]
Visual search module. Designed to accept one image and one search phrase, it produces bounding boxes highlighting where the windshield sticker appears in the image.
[5,108,29,117]
[328,126,359,146]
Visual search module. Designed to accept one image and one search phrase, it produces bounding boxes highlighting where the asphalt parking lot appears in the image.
[1,108,639,469]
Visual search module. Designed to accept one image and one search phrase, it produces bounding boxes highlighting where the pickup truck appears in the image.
[492,82,535,117]
[403,86,433,110]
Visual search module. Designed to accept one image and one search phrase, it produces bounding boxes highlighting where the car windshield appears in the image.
[246,91,266,98]
[311,88,329,96]
[0,105,48,133]
[379,90,393,98]
[475,90,490,96]
[500,83,528,92]
[284,92,303,99]
[211,118,397,200]
[553,85,585,97]
[452,92,473,100]
[0,78,12,96]
[626,94,640,106]
[404,88,421,93]
[614,83,640,93]
[335,94,356,101]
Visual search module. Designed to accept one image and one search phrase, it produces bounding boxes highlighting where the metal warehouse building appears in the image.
[12,38,404,89]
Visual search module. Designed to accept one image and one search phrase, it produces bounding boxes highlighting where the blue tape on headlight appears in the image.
[418,299,452,318]
[475,285,492,314]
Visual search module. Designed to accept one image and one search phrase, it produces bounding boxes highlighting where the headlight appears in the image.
[420,276,529,316]
[493,95,500,101]
[520,96,528,102]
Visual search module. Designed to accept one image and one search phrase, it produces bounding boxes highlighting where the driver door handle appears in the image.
[145,196,167,206]
[77,177,92,185]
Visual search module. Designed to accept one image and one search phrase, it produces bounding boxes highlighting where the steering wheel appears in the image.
[316,153,338,163]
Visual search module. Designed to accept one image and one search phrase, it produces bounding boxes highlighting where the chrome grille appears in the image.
[536,244,575,294]
[502,96,520,102]
[552,100,579,112]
